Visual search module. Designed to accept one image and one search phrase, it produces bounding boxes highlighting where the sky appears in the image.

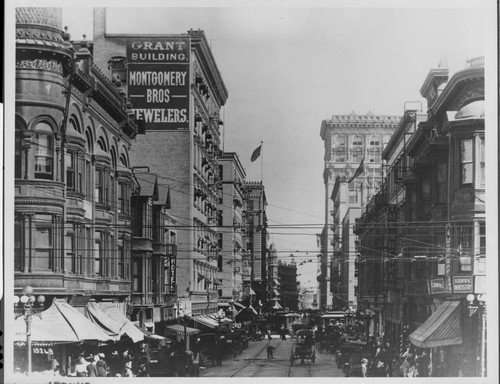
[20,0,490,290]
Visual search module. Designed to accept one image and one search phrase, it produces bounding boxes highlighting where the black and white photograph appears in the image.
[2,0,498,382]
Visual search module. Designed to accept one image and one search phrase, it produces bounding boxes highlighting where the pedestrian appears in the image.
[96,353,108,377]
[74,356,88,377]
[417,350,430,377]
[123,361,134,377]
[361,358,369,377]
[266,345,275,359]
[267,329,272,340]
[86,356,97,377]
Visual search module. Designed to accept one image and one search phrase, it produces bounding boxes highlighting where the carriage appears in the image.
[290,329,316,365]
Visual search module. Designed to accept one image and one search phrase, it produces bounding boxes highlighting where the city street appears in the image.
[200,336,345,377]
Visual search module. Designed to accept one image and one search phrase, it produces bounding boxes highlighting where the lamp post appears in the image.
[216,309,225,332]
[466,293,487,377]
[14,286,45,376]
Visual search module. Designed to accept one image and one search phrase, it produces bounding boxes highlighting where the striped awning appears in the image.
[193,315,219,329]
[409,300,463,348]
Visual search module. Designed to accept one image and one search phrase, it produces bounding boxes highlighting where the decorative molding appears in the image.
[16,59,63,74]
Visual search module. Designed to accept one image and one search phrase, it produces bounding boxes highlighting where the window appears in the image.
[460,139,473,185]
[118,238,125,279]
[15,219,23,271]
[95,168,103,203]
[34,215,53,271]
[15,133,22,178]
[133,259,142,292]
[94,231,104,276]
[437,163,447,204]
[66,152,75,190]
[479,137,485,188]
[34,132,53,179]
[65,229,76,274]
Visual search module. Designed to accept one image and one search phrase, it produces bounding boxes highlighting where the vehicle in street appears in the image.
[290,329,316,365]
[335,340,369,376]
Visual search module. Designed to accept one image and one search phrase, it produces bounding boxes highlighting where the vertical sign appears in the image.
[127,38,190,130]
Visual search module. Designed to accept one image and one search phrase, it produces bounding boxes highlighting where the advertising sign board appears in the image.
[452,275,473,293]
[127,37,190,130]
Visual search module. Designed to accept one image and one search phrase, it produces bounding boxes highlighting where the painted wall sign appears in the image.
[452,275,473,293]
[127,37,190,130]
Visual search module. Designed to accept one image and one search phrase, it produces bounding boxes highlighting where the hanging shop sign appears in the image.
[452,275,473,293]
[127,37,190,130]
[428,277,447,294]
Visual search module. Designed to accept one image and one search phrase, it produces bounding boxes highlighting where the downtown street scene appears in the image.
[3,2,497,383]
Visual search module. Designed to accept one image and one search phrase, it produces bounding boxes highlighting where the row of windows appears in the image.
[14,214,131,279]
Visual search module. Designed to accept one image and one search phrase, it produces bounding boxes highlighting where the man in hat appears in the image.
[86,355,97,377]
[361,358,369,377]
[96,353,108,377]
[74,356,88,377]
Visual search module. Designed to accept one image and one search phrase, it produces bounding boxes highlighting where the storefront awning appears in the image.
[137,326,167,341]
[207,314,233,325]
[165,324,201,338]
[14,299,113,343]
[321,311,346,319]
[85,302,144,343]
[193,314,219,329]
[409,300,463,348]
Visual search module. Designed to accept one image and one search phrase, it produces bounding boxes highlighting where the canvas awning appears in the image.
[193,314,219,329]
[409,300,463,348]
[207,314,233,325]
[138,326,167,341]
[321,311,346,319]
[85,302,145,343]
[14,299,113,343]
[165,324,200,338]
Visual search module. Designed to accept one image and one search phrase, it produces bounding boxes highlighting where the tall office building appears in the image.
[318,112,400,310]
[93,8,228,316]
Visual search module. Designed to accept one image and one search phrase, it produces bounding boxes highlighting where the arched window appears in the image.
[334,136,346,162]
[33,122,54,180]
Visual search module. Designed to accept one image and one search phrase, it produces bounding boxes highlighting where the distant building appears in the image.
[218,152,246,305]
[318,112,400,310]
[92,8,228,316]
[242,182,269,308]
[278,258,299,312]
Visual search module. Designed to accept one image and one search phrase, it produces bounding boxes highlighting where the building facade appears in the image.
[218,152,246,305]
[354,58,485,377]
[319,112,400,310]
[15,7,137,314]
[278,259,299,312]
[92,8,228,316]
[242,182,269,310]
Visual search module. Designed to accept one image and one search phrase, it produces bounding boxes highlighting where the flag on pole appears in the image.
[250,144,262,162]
[348,157,364,183]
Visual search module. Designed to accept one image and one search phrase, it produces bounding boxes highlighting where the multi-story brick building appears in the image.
[218,152,246,305]
[319,112,400,310]
[14,6,137,317]
[354,58,485,377]
[92,8,228,316]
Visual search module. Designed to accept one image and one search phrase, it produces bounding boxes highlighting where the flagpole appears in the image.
[260,141,264,183]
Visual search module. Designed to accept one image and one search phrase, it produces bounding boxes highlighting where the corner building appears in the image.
[92,8,228,316]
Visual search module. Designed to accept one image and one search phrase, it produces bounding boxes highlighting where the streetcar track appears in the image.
[231,340,283,377]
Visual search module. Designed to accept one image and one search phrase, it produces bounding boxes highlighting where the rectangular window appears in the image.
[15,219,23,271]
[479,137,485,188]
[437,163,447,203]
[15,135,22,178]
[94,231,102,276]
[34,225,52,271]
[95,169,103,203]
[65,230,76,274]
[66,152,75,190]
[460,139,473,185]
[133,259,142,292]
[34,134,53,179]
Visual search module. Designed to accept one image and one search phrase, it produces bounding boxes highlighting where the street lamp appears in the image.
[216,309,225,331]
[179,308,192,352]
[466,293,487,377]
[14,286,45,376]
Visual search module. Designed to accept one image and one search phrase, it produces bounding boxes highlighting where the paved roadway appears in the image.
[200,336,345,377]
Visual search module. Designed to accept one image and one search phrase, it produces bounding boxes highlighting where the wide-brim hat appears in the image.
[125,361,132,369]
[98,353,105,358]
[361,358,369,363]
[78,357,86,364]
